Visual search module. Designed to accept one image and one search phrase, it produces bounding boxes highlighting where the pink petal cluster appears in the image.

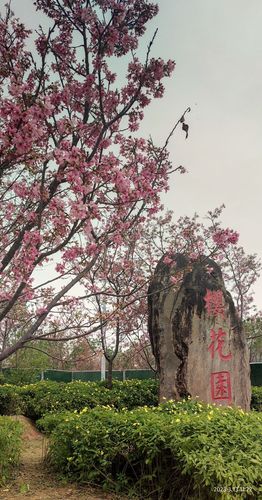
[212,229,239,249]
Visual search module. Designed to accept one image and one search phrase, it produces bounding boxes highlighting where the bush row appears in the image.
[0,381,261,419]
[0,384,25,416]
[0,379,158,419]
[0,369,41,386]
[251,386,262,412]
[41,400,262,499]
[0,417,22,486]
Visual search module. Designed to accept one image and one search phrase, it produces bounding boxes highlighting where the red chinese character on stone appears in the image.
[211,371,232,402]
[208,328,232,361]
[204,289,225,318]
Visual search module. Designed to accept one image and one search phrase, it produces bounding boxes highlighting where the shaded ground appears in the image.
[0,416,124,500]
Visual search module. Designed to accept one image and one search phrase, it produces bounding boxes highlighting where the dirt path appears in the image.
[0,416,122,500]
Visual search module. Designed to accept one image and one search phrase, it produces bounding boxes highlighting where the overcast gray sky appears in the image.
[140,0,262,307]
[9,0,262,308]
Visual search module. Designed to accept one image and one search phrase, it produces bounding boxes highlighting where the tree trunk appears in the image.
[107,358,113,389]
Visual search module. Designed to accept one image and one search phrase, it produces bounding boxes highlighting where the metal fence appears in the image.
[2,364,262,385]
[43,368,155,382]
[250,363,262,386]
[1,367,156,383]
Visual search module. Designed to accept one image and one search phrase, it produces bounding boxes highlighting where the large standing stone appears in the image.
[148,254,251,410]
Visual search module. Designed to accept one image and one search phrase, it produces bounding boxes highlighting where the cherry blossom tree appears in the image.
[1,0,258,370]
[141,205,261,322]
[83,240,149,385]
[0,0,189,361]
[77,205,260,373]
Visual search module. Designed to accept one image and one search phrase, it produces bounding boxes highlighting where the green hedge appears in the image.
[251,386,262,412]
[0,380,158,419]
[20,381,109,419]
[0,381,261,419]
[0,417,22,485]
[43,401,262,499]
[0,385,25,415]
[0,368,41,386]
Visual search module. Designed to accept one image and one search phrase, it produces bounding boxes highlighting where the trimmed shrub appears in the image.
[20,381,113,419]
[44,401,262,499]
[251,386,262,412]
[0,369,41,386]
[0,417,22,485]
[19,379,158,419]
[103,379,158,410]
[0,385,24,415]
[36,411,73,434]
[0,379,260,420]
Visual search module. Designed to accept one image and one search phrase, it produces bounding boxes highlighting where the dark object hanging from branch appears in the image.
[162,107,191,151]
[180,115,189,139]
[182,122,189,139]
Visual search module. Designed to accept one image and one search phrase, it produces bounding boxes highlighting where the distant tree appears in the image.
[68,338,101,370]
[244,315,262,362]
[7,340,51,370]
[114,338,156,371]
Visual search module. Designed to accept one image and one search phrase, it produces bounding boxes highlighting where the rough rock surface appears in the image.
[148,254,251,410]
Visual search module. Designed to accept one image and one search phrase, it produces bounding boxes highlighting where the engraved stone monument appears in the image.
[148,254,251,410]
